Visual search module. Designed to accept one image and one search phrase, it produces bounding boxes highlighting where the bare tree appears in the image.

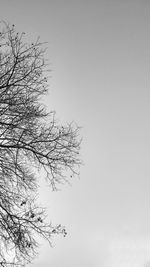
[0,22,81,266]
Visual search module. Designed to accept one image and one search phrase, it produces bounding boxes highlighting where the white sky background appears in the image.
[0,0,150,266]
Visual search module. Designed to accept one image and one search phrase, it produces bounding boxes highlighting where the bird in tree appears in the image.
[0,22,81,267]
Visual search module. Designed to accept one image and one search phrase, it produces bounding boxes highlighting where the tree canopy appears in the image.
[0,22,81,266]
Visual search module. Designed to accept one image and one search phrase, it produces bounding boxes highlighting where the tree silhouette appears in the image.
[0,22,81,266]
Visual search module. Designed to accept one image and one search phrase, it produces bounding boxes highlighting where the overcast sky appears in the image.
[1,1,150,266]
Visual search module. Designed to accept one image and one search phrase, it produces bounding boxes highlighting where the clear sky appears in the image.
[0,0,150,266]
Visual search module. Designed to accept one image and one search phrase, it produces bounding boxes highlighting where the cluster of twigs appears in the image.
[0,22,81,266]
